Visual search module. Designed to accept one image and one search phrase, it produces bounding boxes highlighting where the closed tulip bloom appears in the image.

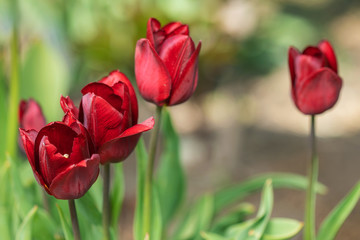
[19,99,46,131]
[288,40,342,115]
[71,70,154,164]
[135,18,201,106]
[19,112,100,199]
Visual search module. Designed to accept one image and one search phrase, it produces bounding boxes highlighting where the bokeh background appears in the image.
[1,0,360,239]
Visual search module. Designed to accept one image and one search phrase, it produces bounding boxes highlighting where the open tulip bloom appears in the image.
[288,40,342,115]
[19,111,100,199]
[135,18,201,106]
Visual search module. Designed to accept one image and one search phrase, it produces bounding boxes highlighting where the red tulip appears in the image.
[135,18,201,106]
[71,70,154,164]
[60,95,79,118]
[19,99,46,131]
[288,40,342,115]
[19,112,100,199]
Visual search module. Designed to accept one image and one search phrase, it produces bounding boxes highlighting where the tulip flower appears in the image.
[19,112,100,199]
[19,99,46,131]
[63,70,154,164]
[135,17,201,106]
[288,40,342,115]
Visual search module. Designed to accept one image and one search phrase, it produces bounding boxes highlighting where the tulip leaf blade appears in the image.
[214,173,327,213]
[261,218,303,240]
[56,204,72,240]
[317,181,360,240]
[110,163,125,235]
[172,193,214,240]
[155,108,186,228]
[134,138,148,240]
[15,205,38,240]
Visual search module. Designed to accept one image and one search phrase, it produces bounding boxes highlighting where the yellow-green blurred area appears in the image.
[1,0,360,239]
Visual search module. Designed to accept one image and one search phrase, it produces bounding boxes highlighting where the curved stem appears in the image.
[304,115,318,240]
[143,106,163,239]
[68,199,81,240]
[102,164,111,240]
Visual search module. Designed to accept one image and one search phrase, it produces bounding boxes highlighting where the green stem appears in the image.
[102,164,111,240]
[304,115,318,240]
[143,106,163,239]
[68,199,82,240]
[6,0,20,159]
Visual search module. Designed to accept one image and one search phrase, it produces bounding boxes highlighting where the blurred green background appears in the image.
[1,0,360,239]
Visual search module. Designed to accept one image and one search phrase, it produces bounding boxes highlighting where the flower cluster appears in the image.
[19,18,200,200]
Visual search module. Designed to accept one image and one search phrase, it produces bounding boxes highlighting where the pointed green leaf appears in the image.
[214,173,326,213]
[134,138,148,240]
[15,205,38,240]
[201,231,228,240]
[110,163,125,234]
[317,181,360,240]
[56,204,72,240]
[261,218,303,240]
[150,185,163,240]
[155,109,186,227]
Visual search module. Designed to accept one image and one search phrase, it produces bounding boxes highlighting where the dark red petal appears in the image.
[294,68,342,114]
[81,82,123,112]
[60,95,79,118]
[49,154,100,199]
[34,122,78,166]
[158,35,195,81]
[167,24,189,38]
[98,117,155,164]
[303,46,322,57]
[81,93,124,148]
[318,40,338,73]
[39,136,76,186]
[135,39,172,106]
[168,41,201,106]
[288,47,300,87]
[162,22,182,34]
[100,71,138,125]
[147,18,164,49]
[294,54,323,84]
[19,99,46,131]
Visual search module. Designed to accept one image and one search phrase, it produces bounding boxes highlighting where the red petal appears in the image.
[81,93,124,148]
[288,47,300,87]
[168,41,201,105]
[98,117,154,164]
[60,95,79,118]
[135,39,172,105]
[295,68,342,114]
[147,18,164,50]
[19,99,46,131]
[158,35,195,81]
[318,40,338,73]
[81,82,123,112]
[294,54,323,84]
[49,154,100,199]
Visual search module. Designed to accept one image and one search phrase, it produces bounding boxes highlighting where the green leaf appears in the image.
[211,203,255,235]
[155,108,186,227]
[56,204,72,240]
[31,208,57,240]
[261,218,303,240]
[0,61,7,161]
[77,191,102,226]
[214,173,327,213]
[201,231,228,240]
[134,138,148,240]
[317,181,360,240]
[173,194,214,240]
[21,41,70,121]
[150,185,163,240]
[226,180,273,240]
[15,205,38,240]
[110,163,125,234]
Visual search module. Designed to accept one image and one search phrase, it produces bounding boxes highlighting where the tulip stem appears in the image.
[304,115,318,240]
[102,164,111,240]
[143,106,163,239]
[68,199,82,240]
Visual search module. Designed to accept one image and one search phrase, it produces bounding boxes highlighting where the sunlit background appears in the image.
[1,0,360,239]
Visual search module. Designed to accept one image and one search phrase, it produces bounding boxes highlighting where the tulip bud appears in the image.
[19,112,100,199]
[135,18,201,106]
[19,99,46,131]
[288,40,342,115]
